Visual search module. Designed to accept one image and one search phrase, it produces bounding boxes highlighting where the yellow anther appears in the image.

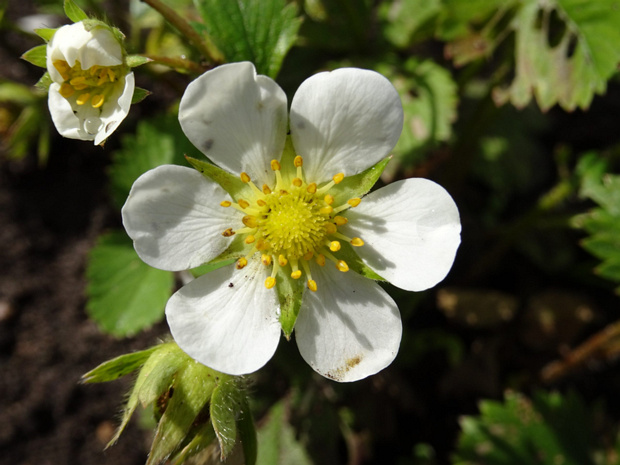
[270,160,281,171]
[334,216,348,226]
[306,183,317,194]
[265,276,276,289]
[329,241,341,252]
[238,199,250,209]
[320,206,333,215]
[294,155,303,167]
[220,200,232,207]
[333,173,345,184]
[279,190,289,195]
[107,68,116,82]
[256,199,266,207]
[76,93,91,105]
[245,235,255,244]
[325,223,337,234]
[278,255,288,266]
[262,184,272,195]
[348,198,361,207]
[236,257,248,269]
[59,83,75,98]
[242,215,258,228]
[292,177,303,187]
[53,60,70,80]
[351,237,364,247]
[307,280,317,292]
[222,228,235,237]
[291,270,302,279]
[70,75,87,87]
[256,238,268,251]
[303,251,314,261]
[261,254,272,266]
[91,94,105,108]
[324,194,334,205]
[240,172,251,183]
[316,254,326,266]
[336,260,349,272]
[89,66,100,76]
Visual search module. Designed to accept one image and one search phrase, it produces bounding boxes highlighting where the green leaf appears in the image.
[237,396,257,465]
[276,269,305,339]
[109,115,199,209]
[86,231,174,337]
[210,377,245,459]
[21,44,47,68]
[35,28,56,42]
[492,0,620,111]
[81,346,158,383]
[186,156,253,201]
[380,0,442,48]
[193,0,302,77]
[131,86,151,104]
[126,54,153,67]
[64,0,88,22]
[256,401,312,465]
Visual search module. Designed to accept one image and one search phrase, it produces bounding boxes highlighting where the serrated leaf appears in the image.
[81,346,158,383]
[492,0,620,111]
[64,0,88,22]
[35,28,56,42]
[109,115,199,209]
[256,401,312,465]
[185,156,253,201]
[437,0,508,41]
[21,44,47,68]
[86,231,174,337]
[148,360,218,465]
[193,0,301,78]
[131,86,151,104]
[210,377,245,459]
[126,54,153,67]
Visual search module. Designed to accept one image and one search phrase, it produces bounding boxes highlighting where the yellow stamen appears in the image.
[336,260,349,272]
[70,76,87,87]
[294,156,303,167]
[240,172,251,183]
[320,205,333,215]
[91,94,105,108]
[245,235,255,244]
[325,223,337,234]
[278,254,288,267]
[242,215,258,228]
[292,177,303,187]
[236,257,248,269]
[262,184,272,195]
[316,254,326,266]
[59,83,75,98]
[76,93,91,105]
[270,160,281,171]
[238,199,250,209]
[261,254,272,266]
[303,251,314,260]
[329,240,341,252]
[220,200,232,207]
[265,276,276,289]
[53,60,70,80]
[334,216,348,226]
[291,270,302,279]
[256,238,269,251]
[107,68,116,82]
[324,194,334,205]
[307,280,317,292]
[306,183,317,194]
[256,199,266,207]
[333,173,345,184]
[222,228,235,237]
[351,237,364,247]
[348,198,361,207]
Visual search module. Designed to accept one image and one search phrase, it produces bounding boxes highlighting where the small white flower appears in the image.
[122,62,461,382]
[46,21,134,145]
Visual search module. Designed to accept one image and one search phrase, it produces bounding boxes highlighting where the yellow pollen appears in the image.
[265,276,276,289]
[292,178,303,187]
[334,216,348,226]
[316,254,326,266]
[76,93,91,105]
[242,215,258,228]
[245,235,255,244]
[240,172,251,183]
[348,198,361,207]
[238,199,250,209]
[236,257,248,269]
[294,156,303,167]
[262,184,272,195]
[307,279,317,292]
[222,228,235,237]
[271,160,281,171]
[325,223,337,234]
[278,255,288,266]
[336,260,349,272]
[351,237,364,247]
[291,270,302,279]
[91,94,105,108]
[329,241,341,252]
[333,173,345,184]
[220,200,232,207]
[306,183,317,194]
[261,254,272,266]
[324,194,334,205]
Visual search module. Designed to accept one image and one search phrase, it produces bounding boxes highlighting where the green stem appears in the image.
[144,55,208,74]
[140,0,224,63]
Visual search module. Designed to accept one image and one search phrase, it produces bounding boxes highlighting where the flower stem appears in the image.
[139,0,224,63]
[144,55,208,74]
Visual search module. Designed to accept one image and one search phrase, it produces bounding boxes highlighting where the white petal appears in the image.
[48,83,93,141]
[166,257,281,375]
[121,165,237,271]
[342,178,461,292]
[78,25,123,69]
[94,72,135,145]
[290,68,403,183]
[295,263,402,382]
[179,62,288,187]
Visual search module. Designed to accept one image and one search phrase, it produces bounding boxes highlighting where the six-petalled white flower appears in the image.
[46,21,134,145]
[122,62,461,382]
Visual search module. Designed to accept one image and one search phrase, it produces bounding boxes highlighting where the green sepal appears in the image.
[35,72,52,92]
[191,258,236,278]
[131,87,151,104]
[170,421,217,464]
[209,234,251,265]
[21,44,47,68]
[64,0,88,22]
[81,346,158,383]
[276,268,305,339]
[278,136,297,184]
[237,396,257,465]
[35,28,56,42]
[329,156,391,206]
[210,377,245,460]
[126,54,153,68]
[186,156,253,201]
[338,241,385,281]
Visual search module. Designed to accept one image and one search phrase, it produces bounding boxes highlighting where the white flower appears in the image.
[122,62,461,382]
[46,21,134,145]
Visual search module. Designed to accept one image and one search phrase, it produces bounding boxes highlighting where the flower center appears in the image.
[220,156,364,292]
[53,59,123,109]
